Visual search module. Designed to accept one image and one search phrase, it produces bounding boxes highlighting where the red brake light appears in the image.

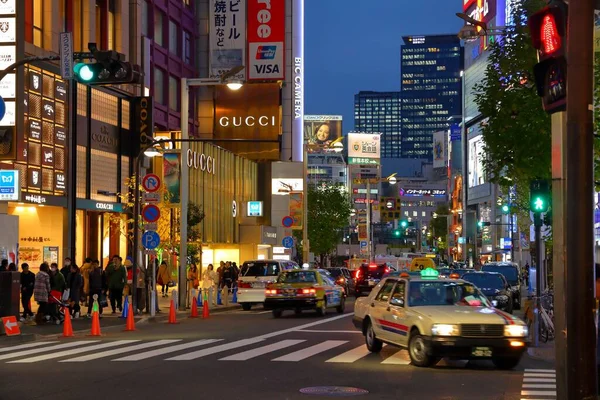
[355,269,362,279]
[238,281,252,289]
[369,264,377,269]
[265,289,281,296]
[384,267,390,273]
[298,288,316,295]
[541,14,560,55]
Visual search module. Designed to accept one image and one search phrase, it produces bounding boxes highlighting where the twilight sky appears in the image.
[304,0,463,131]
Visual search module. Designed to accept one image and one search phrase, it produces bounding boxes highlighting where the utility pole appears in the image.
[564,0,597,397]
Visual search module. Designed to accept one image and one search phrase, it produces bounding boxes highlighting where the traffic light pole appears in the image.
[533,213,542,347]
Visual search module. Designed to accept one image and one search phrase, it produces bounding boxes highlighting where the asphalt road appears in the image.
[0,299,555,400]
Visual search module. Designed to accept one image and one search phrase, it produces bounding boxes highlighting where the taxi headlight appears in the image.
[431,324,460,336]
[504,325,528,337]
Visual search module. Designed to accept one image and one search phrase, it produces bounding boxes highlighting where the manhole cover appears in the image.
[299,387,369,397]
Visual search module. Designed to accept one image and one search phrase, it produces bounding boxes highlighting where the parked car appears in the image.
[354,263,391,297]
[325,267,354,295]
[237,260,300,311]
[481,262,522,310]
[461,271,515,313]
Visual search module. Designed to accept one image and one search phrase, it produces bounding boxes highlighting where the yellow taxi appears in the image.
[410,257,436,271]
[353,268,529,369]
[264,269,346,318]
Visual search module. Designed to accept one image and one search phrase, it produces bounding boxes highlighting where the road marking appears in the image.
[525,369,556,373]
[257,313,354,340]
[0,341,99,361]
[522,384,556,389]
[220,340,305,361]
[299,330,361,334]
[0,341,58,353]
[7,340,139,363]
[61,340,181,362]
[114,339,223,362]
[524,373,556,377]
[272,340,347,362]
[325,344,371,363]
[520,390,557,396]
[523,378,556,383]
[166,338,264,361]
[380,350,411,365]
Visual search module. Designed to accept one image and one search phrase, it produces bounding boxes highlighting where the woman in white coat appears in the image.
[202,264,217,306]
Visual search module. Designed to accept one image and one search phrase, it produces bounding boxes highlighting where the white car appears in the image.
[237,260,300,310]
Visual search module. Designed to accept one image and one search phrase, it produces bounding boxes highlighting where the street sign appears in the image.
[232,200,237,217]
[282,236,294,249]
[142,174,161,193]
[142,230,161,249]
[360,241,367,248]
[1,316,20,336]
[142,204,160,223]
[282,216,294,228]
[144,249,157,256]
[143,193,160,203]
[59,32,73,79]
[144,222,158,231]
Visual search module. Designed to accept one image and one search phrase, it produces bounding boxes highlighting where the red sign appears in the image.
[2,316,20,336]
[142,204,161,223]
[463,0,477,12]
[247,0,285,81]
[142,174,161,193]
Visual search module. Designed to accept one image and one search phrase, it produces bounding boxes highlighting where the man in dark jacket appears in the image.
[0,259,8,272]
[20,263,35,321]
[86,260,106,317]
[106,255,126,313]
[60,257,72,281]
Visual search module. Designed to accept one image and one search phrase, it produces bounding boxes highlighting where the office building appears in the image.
[354,91,402,158]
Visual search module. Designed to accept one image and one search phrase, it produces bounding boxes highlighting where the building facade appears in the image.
[354,91,401,159]
[400,35,462,160]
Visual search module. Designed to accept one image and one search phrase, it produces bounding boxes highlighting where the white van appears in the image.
[237,259,300,311]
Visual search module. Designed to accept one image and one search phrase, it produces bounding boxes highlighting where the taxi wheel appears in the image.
[336,296,346,314]
[295,308,302,315]
[241,303,252,311]
[408,333,435,367]
[272,309,283,318]
[492,356,521,370]
[316,298,327,316]
[365,320,383,353]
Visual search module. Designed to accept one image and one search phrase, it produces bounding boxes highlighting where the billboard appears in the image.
[247,0,285,81]
[304,115,342,149]
[468,135,486,188]
[209,0,245,80]
[432,130,447,169]
[347,133,381,165]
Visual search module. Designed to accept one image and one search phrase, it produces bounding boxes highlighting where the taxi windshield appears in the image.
[277,270,318,284]
[408,282,491,307]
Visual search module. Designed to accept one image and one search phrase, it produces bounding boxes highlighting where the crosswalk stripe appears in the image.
[114,339,223,362]
[380,350,411,365]
[0,341,58,353]
[525,369,556,373]
[521,390,557,396]
[61,340,181,362]
[325,344,371,363]
[272,340,347,362]
[522,384,556,389]
[166,338,264,361]
[220,340,305,361]
[524,373,556,378]
[523,378,556,383]
[0,341,99,361]
[8,340,140,363]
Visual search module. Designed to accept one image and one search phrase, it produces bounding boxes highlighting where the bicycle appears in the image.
[522,294,555,343]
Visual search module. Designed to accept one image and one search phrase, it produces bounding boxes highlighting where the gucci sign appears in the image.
[218,116,277,127]
[186,149,216,174]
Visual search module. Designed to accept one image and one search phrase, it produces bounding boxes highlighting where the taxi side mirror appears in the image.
[492,300,498,307]
[390,297,404,307]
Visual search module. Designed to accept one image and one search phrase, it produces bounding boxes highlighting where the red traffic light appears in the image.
[528,4,567,59]
[540,13,561,55]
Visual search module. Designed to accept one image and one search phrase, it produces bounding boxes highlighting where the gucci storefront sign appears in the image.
[186,149,216,174]
[218,116,277,127]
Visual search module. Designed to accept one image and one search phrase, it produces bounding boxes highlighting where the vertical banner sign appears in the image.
[59,32,73,80]
[0,0,17,161]
[289,191,303,230]
[358,224,368,241]
[163,152,181,206]
[209,0,246,80]
[247,0,285,81]
[132,97,154,158]
[292,0,304,162]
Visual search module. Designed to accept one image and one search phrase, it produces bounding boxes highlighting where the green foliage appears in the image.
[428,205,450,252]
[294,184,352,260]
[187,202,205,242]
[594,51,600,190]
[473,0,551,198]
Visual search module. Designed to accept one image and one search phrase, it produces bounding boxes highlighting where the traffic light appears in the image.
[393,229,401,237]
[528,0,568,113]
[530,179,550,213]
[501,204,510,214]
[477,221,491,229]
[399,220,408,228]
[73,45,142,85]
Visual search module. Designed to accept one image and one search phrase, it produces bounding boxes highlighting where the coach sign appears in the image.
[132,96,154,157]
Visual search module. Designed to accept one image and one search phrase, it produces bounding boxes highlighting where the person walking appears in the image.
[67,264,83,318]
[80,257,92,306]
[106,255,126,313]
[134,260,147,314]
[0,259,8,272]
[86,260,106,318]
[157,261,173,298]
[20,263,35,321]
[8,262,17,272]
[202,264,217,306]
[48,263,66,324]
[187,263,199,307]
[60,257,72,281]
[217,261,225,290]
[33,263,51,324]
[124,257,133,297]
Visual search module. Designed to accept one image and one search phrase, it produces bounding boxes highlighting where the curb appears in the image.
[139,304,241,324]
[527,347,555,362]
[0,333,37,345]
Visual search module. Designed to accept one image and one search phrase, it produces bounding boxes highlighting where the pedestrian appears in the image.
[48,262,66,324]
[124,257,133,297]
[86,260,106,318]
[33,262,51,324]
[188,263,199,306]
[0,259,8,272]
[80,257,92,306]
[202,264,217,306]
[106,255,126,313]
[20,263,35,321]
[217,261,225,289]
[157,261,173,298]
[60,257,72,281]
[67,264,83,318]
[8,262,17,272]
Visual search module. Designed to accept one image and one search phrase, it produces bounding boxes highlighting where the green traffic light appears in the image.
[394,230,400,237]
[501,204,510,214]
[533,197,545,211]
[74,63,94,81]
[478,221,483,228]
[400,220,408,228]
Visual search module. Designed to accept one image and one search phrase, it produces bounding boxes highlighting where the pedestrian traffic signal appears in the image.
[399,220,408,228]
[530,179,550,213]
[528,0,568,114]
[501,204,510,214]
[73,48,142,85]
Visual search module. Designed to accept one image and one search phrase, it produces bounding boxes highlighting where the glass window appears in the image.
[141,1,148,36]
[153,68,164,104]
[33,0,43,47]
[277,270,317,283]
[412,211,418,217]
[408,282,491,307]
[390,281,405,307]
[183,31,192,64]
[375,280,396,302]
[422,211,426,217]
[154,10,164,46]
[169,20,179,55]
[169,76,179,111]
[241,261,281,277]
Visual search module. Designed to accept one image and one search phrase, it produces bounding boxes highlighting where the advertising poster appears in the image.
[289,192,303,230]
[247,0,285,81]
[163,152,181,205]
[432,130,447,169]
[468,136,486,188]
[43,246,59,265]
[303,115,342,150]
[358,224,368,241]
[347,133,381,165]
[209,0,246,80]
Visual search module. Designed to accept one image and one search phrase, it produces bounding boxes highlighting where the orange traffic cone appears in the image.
[168,299,177,324]
[124,302,135,331]
[190,297,199,318]
[62,307,73,338]
[202,298,210,319]
[90,311,101,336]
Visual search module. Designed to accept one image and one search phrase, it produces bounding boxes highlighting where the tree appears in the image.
[294,184,352,263]
[428,204,450,254]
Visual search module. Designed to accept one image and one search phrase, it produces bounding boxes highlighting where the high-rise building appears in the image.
[354,91,402,158]
[400,35,462,160]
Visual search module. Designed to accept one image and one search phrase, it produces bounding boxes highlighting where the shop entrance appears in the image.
[77,210,127,267]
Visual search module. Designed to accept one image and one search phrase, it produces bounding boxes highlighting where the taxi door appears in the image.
[380,280,409,346]
[319,272,342,307]
[369,279,397,342]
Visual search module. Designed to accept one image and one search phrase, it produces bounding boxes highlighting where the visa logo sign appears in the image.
[256,46,277,60]
[254,64,280,74]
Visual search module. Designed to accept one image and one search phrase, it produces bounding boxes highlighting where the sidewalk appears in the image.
[528,341,556,362]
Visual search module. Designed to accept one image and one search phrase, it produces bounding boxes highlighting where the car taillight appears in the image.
[298,288,316,295]
[384,267,390,274]
[337,277,345,283]
[265,289,281,296]
[369,264,377,269]
[355,270,362,280]
[238,281,252,288]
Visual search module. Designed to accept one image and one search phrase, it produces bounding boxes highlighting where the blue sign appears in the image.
[142,204,161,223]
[282,216,294,228]
[0,170,19,201]
[359,241,367,249]
[247,201,263,217]
[0,96,5,122]
[142,231,161,250]
[282,236,294,249]
[450,123,461,141]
